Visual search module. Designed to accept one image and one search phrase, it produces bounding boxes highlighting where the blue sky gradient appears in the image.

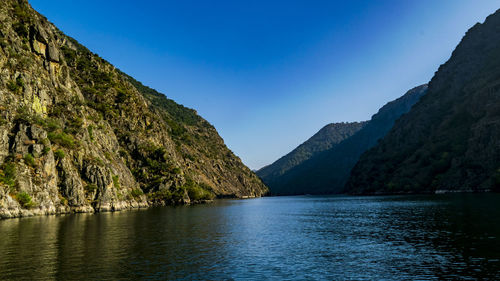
[30,0,499,169]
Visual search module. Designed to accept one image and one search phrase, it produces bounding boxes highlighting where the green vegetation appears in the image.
[59,196,68,205]
[60,45,77,66]
[0,161,16,190]
[12,22,28,38]
[42,118,60,132]
[14,106,31,123]
[48,132,76,148]
[184,179,215,201]
[16,192,34,209]
[120,72,204,127]
[130,188,143,199]
[7,80,19,92]
[7,76,24,93]
[66,116,84,134]
[17,56,33,71]
[148,187,186,204]
[87,125,94,141]
[23,153,35,167]
[131,144,182,191]
[112,175,120,190]
[54,149,65,160]
[15,108,63,136]
[12,1,31,24]
[148,178,214,203]
[115,87,130,103]
[10,1,31,40]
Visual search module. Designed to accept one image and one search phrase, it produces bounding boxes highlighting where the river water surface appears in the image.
[1,194,500,280]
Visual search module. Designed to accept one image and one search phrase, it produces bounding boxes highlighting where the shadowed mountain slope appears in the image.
[346,10,500,194]
[265,84,427,195]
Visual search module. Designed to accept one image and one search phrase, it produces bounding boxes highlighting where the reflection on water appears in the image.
[0,194,500,280]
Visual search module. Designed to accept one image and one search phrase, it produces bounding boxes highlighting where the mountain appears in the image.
[257,122,366,185]
[0,0,267,218]
[346,10,500,194]
[265,84,427,195]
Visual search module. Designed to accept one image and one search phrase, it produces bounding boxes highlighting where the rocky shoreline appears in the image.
[0,196,224,219]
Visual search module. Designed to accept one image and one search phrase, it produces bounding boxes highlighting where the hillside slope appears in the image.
[267,85,427,195]
[0,0,267,218]
[346,10,500,194]
[257,122,366,185]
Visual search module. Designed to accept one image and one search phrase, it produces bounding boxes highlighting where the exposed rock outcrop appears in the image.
[0,0,267,219]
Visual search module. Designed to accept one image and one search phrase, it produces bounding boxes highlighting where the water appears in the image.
[1,194,500,280]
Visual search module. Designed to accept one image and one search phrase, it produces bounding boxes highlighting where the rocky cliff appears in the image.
[0,0,267,218]
[346,10,500,194]
[265,85,427,195]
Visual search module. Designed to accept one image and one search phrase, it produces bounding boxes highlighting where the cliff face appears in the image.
[265,85,427,195]
[257,122,366,186]
[346,10,500,194]
[0,0,267,218]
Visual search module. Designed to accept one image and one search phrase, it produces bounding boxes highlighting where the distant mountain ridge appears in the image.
[346,9,500,194]
[257,121,366,184]
[262,84,427,195]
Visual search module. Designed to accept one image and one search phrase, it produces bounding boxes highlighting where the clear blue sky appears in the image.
[30,0,499,169]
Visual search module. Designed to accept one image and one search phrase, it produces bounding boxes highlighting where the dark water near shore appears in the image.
[1,194,500,280]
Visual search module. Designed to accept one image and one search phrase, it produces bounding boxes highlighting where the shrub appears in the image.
[60,45,77,65]
[0,162,16,189]
[112,175,120,189]
[42,146,50,155]
[130,188,143,198]
[24,153,35,167]
[16,192,34,209]
[115,88,129,103]
[54,149,65,160]
[16,76,24,88]
[148,188,186,203]
[87,125,94,141]
[186,184,215,201]
[69,116,83,129]
[184,178,215,201]
[45,119,60,132]
[12,22,28,38]
[7,80,20,92]
[14,106,31,123]
[12,2,31,23]
[48,132,76,148]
